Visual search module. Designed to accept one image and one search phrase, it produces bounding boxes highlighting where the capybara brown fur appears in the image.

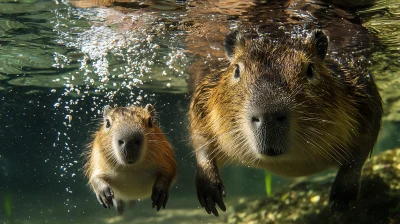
[189,30,382,216]
[85,104,177,214]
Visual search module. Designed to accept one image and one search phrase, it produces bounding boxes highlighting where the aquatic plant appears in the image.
[4,192,12,222]
[265,172,272,197]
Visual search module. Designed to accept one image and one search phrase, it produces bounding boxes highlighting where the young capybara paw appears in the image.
[96,185,114,209]
[151,184,170,211]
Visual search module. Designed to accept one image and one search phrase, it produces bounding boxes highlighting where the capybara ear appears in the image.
[103,105,112,117]
[308,29,329,60]
[224,30,245,62]
[145,104,156,120]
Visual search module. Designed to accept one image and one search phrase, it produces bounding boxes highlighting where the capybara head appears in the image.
[191,29,358,164]
[101,104,156,165]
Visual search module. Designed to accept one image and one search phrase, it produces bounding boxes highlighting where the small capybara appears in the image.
[85,104,177,214]
[189,30,382,216]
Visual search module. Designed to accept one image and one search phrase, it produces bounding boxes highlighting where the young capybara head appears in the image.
[100,104,156,165]
[191,30,359,166]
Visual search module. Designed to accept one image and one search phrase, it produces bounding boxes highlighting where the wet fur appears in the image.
[84,105,177,214]
[189,30,382,215]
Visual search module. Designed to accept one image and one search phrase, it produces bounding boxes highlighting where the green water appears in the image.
[0,0,399,223]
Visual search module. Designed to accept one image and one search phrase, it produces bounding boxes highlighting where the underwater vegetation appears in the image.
[265,172,272,197]
[4,192,12,223]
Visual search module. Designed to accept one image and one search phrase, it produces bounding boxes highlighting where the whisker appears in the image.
[297,117,336,124]
[145,132,170,135]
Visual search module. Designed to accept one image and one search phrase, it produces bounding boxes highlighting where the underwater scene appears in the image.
[1,0,400,223]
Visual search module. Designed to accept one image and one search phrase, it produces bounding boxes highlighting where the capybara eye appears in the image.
[306,64,315,79]
[105,119,111,128]
[148,117,153,128]
[234,64,240,79]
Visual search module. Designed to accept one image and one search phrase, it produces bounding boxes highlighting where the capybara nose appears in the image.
[118,133,144,153]
[250,111,288,130]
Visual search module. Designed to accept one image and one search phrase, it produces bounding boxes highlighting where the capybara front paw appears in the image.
[329,168,359,215]
[151,185,169,211]
[196,175,226,216]
[96,186,114,209]
[329,188,352,214]
[330,198,350,214]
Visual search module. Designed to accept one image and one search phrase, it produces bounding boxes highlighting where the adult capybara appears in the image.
[189,30,382,216]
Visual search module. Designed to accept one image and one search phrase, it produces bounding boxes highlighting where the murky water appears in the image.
[1,0,399,223]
